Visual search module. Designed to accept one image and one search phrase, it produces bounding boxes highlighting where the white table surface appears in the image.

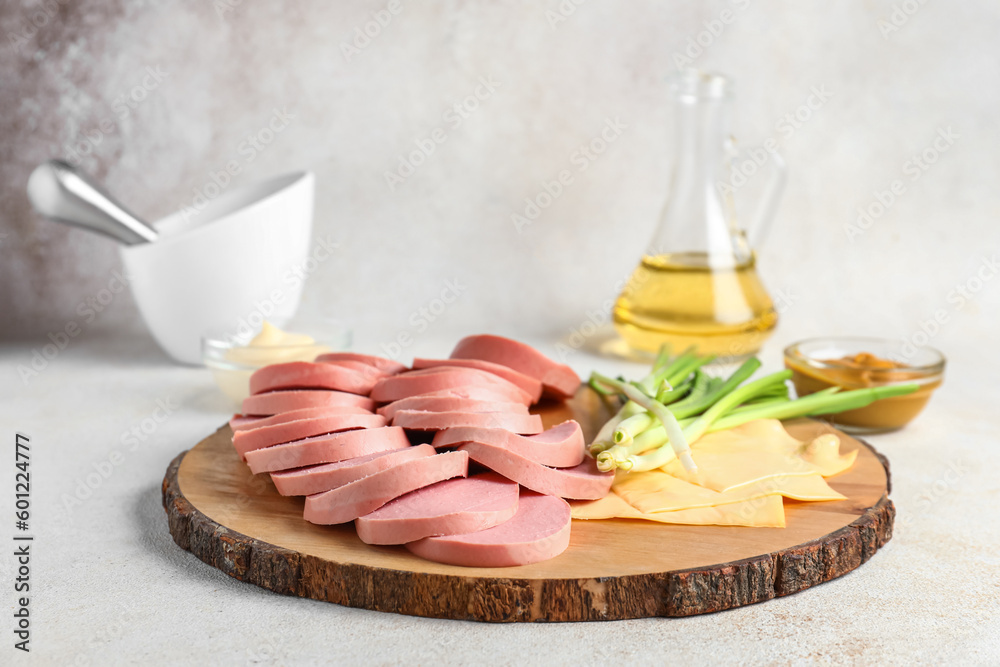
[2,326,997,666]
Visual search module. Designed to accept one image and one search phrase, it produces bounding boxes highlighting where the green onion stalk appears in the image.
[587,348,920,476]
[589,343,679,456]
[614,359,760,447]
[623,380,919,473]
[600,371,793,474]
[587,401,644,457]
[671,358,762,420]
[658,368,710,406]
[590,372,697,473]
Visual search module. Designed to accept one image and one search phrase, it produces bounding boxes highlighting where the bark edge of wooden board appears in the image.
[161,424,895,622]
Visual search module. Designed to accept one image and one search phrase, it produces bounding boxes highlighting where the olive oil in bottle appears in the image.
[612,70,786,359]
[613,252,777,358]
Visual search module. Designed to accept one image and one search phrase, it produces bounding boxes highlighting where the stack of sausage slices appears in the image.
[229,334,613,567]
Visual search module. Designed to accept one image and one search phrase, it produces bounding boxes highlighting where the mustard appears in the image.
[225,321,330,367]
[212,322,332,404]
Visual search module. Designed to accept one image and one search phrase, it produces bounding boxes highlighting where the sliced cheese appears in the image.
[694,419,804,454]
[800,433,857,477]
[576,420,857,528]
[570,490,785,528]
[668,419,858,485]
[614,469,845,514]
[662,450,821,493]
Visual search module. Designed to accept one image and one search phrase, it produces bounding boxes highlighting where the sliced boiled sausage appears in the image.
[230,405,372,432]
[458,441,613,500]
[229,414,262,431]
[303,450,469,525]
[245,426,411,474]
[370,368,532,405]
[394,385,534,405]
[449,334,580,399]
[315,352,408,375]
[392,410,544,434]
[411,358,543,403]
[355,473,519,545]
[431,420,584,468]
[250,361,380,396]
[377,397,529,421]
[317,359,391,381]
[270,444,435,496]
[241,390,375,416]
[405,491,571,567]
[232,413,386,459]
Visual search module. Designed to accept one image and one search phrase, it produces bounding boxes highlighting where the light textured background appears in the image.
[1,2,999,664]
[2,0,998,355]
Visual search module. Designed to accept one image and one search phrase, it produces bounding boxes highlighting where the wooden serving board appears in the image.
[162,389,894,622]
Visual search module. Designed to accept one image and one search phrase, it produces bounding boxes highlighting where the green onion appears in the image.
[670,358,761,420]
[682,371,791,442]
[635,344,676,396]
[590,372,696,472]
[657,376,694,407]
[625,380,918,472]
[711,383,917,431]
[665,353,715,389]
[588,401,644,457]
[587,376,616,397]
[659,367,708,404]
[587,349,921,476]
[613,412,653,444]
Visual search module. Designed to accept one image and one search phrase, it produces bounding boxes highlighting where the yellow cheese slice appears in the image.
[570,490,786,528]
[614,470,845,514]
[800,433,857,477]
[666,420,858,485]
[694,419,804,454]
[662,451,822,493]
[575,420,856,529]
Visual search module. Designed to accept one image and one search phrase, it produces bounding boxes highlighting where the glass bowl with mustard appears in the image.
[202,319,352,403]
[784,337,944,434]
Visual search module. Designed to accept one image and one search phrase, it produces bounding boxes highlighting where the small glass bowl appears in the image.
[784,336,945,434]
[202,316,352,405]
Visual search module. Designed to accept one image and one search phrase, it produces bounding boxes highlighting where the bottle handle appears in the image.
[734,145,787,249]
